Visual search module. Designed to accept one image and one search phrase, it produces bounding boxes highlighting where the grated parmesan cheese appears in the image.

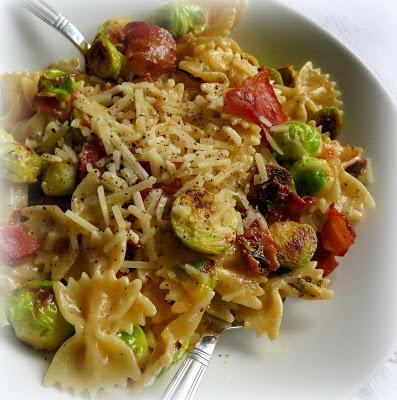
[97,185,110,226]
[65,210,99,232]
[254,153,268,184]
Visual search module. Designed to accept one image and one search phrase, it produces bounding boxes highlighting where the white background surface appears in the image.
[279,1,397,399]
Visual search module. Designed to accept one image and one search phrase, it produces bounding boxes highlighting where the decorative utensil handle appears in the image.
[17,0,90,54]
[161,334,218,400]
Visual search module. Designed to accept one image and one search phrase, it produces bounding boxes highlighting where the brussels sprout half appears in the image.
[0,127,14,143]
[290,156,332,196]
[153,1,206,38]
[97,18,132,47]
[0,142,42,184]
[86,38,124,80]
[271,120,323,161]
[118,325,149,368]
[269,221,317,269]
[171,190,239,255]
[4,280,74,351]
[41,161,77,197]
[39,69,75,98]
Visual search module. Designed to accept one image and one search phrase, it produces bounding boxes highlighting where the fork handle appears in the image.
[161,334,218,400]
[17,0,90,55]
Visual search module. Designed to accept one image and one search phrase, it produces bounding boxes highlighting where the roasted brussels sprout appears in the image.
[39,69,75,98]
[268,67,284,85]
[118,325,149,368]
[0,126,14,143]
[0,142,42,183]
[33,69,75,122]
[41,161,77,197]
[314,106,343,139]
[4,280,74,351]
[153,1,206,38]
[290,156,332,196]
[97,18,132,50]
[171,190,238,255]
[277,65,296,87]
[269,221,317,269]
[271,120,323,161]
[86,38,124,80]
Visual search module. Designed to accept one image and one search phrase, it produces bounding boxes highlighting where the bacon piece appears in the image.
[282,190,317,222]
[141,178,183,201]
[248,164,315,223]
[32,95,73,123]
[124,21,177,78]
[0,222,39,263]
[322,205,356,256]
[314,233,340,277]
[78,138,105,177]
[237,221,279,274]
[224,69,287,132]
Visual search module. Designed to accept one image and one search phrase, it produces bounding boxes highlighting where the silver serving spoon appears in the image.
[161,315,242,400]
[17,0,90,57]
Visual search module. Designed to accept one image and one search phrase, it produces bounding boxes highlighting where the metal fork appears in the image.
[161,315,242,400]
[17,0,90,56]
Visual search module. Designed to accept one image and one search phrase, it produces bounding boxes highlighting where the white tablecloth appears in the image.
[279,1,397,398]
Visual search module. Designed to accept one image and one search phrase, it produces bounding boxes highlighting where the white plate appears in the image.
[1,1,397,399]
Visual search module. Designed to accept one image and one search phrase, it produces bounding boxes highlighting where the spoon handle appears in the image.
[161,334,218,400]
[17,0,90,55]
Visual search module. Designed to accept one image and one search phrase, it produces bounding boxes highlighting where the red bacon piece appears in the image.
[224,68,287,132]
[322,205,356,256]
[237,221,279,274]
[78,138,105,177]
[124,21,177,79]
[0,222,39,263]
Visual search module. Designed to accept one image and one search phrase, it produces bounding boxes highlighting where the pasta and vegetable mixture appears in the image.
[0,0,375,395]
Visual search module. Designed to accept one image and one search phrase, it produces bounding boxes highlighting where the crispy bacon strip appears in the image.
[0,222,40,263]
[314,234,340,277]
[124,21,177,78]
[248,164,316,224]
[78,138,105,177]
[322,205,356,256]
[224,69,287,132]
[237,221,279,274]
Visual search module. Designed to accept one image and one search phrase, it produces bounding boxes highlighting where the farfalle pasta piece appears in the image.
[71,171,106,229]
[0,71,40,130]
[157,265,216,314]
[198,0,248,36]
[67,229,127,279]
[206,294,238,323]
[45,270,156,395]
[305,139,375,224]
[237,262,333,339]
[116,292,157,333]
[179,35,258,87]
[21,206,82,280]
[277,61,342,122]
[137,290,214,389]
[216,267,266,310]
